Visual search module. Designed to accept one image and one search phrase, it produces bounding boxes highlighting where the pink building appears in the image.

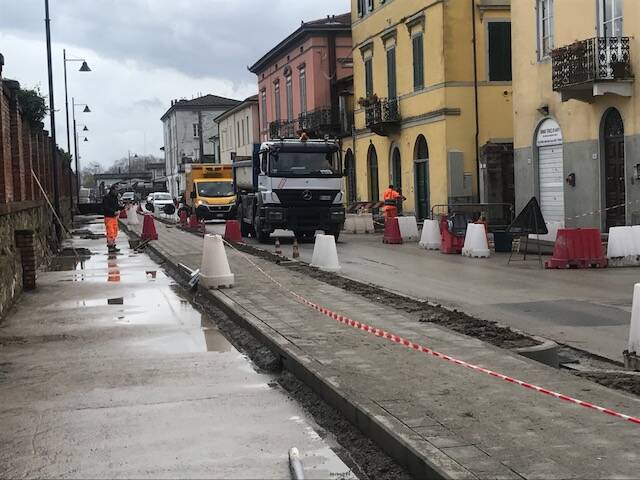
[249,14,353,141]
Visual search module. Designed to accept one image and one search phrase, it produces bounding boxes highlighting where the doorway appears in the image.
[603,108,626,229]
[368,145,379,202]
[344,149,356,204]
[413,135,430,219]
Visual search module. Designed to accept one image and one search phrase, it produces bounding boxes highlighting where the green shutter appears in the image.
[488,22,512,81]
[387,48,397,99]
[365,59,373,96]
[413,34,424,91]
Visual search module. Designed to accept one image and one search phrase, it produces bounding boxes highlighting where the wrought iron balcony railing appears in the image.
[552,36,633,91]
[269,106,353,139]
[269,119,296,139]
[365,97,400,136]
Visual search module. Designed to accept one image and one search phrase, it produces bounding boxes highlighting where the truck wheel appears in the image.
[253,212,270,243]
[238,207,251,237]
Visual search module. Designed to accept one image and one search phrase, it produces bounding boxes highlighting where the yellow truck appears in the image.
[185,164,236,220]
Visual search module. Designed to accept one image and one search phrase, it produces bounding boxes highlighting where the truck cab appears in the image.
[234,138,345,242]
[186,164,236,220]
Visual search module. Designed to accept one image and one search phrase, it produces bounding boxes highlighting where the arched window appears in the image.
[391,147,402,192]
[602,108,625,229]
[367,145,379,202]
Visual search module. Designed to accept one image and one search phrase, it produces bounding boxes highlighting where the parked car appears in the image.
[121,191,136,204]
[147,192,175,215]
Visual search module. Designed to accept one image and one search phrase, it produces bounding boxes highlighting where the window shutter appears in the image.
[357,0,363,17]
[488,22,512,81]
[387,48,397,99]
[412,34,424,90]
[367,0,374,11]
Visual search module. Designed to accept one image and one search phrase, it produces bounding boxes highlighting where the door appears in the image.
[368,145,379,202]
[415,161,429,219]
[414,135,430,219]
[538,144,565,227]
[604,109,626,229]
[345,150,356,204]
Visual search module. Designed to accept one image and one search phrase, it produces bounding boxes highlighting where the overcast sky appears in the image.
[0,0,349,169]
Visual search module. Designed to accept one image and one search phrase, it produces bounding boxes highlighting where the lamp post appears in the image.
[128,150,138,183]
[63,49,90,155]
[44,0,61,238]
[72,98,90,203]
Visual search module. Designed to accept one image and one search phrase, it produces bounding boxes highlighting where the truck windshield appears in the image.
[269,150,341,177]
[197,181,234,197]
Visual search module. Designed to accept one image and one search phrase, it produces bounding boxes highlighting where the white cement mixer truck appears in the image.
[233,138,345,243]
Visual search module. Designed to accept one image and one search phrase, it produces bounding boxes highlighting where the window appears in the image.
[237,122,240,148]
[241,118,245,145]
[299,68,307,114]
[357,0,373,17]
[192,123,200,138]
[246,115,250,144]
[412,33,424,91]
[285,75,293,121]
[364,58,373,97]
[537,0,554,59]
[488,22,512,81]
[261,90,267,130]
[274,82,281,121]
[599,0,623,37]
[386,47,397,99]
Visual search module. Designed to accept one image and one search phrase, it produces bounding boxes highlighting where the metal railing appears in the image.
[365,97,400,128]
[430,203,514,233]
[552,36,633,91]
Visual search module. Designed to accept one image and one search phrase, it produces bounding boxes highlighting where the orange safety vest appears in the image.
[383,188,400,206]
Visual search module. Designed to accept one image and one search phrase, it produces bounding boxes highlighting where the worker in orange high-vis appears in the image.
[102,185,124,253]
[383,184,405,218]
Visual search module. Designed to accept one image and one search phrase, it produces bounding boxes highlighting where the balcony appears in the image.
[365,97,400,136]
[552,37,634,103]
[269,106,353,139]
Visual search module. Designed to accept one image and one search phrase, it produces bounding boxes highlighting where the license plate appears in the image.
[216,214,224,218]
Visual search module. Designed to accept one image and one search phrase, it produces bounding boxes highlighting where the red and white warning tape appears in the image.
[222,239,640,426]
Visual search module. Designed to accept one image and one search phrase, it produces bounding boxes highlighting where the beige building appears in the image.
[513,0,638,233]
[216,95,260,163]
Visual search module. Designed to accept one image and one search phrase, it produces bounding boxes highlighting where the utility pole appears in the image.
[63,49,70,154]
[72,97,80,202]
[44,0,61,238]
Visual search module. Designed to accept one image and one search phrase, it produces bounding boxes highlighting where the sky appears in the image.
[0,0,349,170]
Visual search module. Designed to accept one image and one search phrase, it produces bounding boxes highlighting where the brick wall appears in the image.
[0,55,77,320]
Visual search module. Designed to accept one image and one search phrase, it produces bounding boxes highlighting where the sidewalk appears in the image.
[0,219,353,479]
[126,219,640,479]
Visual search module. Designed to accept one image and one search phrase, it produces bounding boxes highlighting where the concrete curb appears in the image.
[119,222,476,479]
[514,337,559,368]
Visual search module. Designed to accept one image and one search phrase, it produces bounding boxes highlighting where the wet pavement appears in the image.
[0,217,354,479]
[204,222,637,362]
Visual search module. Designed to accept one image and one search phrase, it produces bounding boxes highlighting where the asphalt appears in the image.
[130,218,640,479]
[0,219,354,479]
[204,223,637,363]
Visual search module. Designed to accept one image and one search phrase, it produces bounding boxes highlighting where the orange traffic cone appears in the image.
[179,209,188,225]
[275,238,282,256]
[188,214,199,229]
[292,238,300,259]
[383,217,403,244]
[141,214,158,241]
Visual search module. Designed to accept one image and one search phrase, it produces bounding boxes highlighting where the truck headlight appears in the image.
[333,192,344,204]
[197,199,209,206]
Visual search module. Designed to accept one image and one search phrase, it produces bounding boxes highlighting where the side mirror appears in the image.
[190,191,197,199]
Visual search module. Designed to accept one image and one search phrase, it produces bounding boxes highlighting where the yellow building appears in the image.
[348,0,514,218]
[512,0,638,233]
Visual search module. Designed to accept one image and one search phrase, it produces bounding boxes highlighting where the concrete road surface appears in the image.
[0,220,354,479]
[206,223,637,363]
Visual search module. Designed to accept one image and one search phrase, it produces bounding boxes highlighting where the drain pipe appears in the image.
[288,447,305,480]
[471,0,481,202]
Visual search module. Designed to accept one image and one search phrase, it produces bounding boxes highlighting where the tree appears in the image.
[16,86,47,126]
[81,162,102,188]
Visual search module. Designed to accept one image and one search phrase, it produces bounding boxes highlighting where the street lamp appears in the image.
[63,49,91,156]
[128,151,139,181]
[72,97,90,202]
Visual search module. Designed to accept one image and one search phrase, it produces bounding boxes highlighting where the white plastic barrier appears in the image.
[127,205,139,225]
[310,234,341,272]
[629,284,640,354]
[343,213,375,234]
[462,223,490,258]
[397,216,420,242]
[419,219,440,250]
[607,226,635,258]
[199,234,234,288]
[343,214,357,234]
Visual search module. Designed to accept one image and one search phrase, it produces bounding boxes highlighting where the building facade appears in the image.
[513,0,638,235]
[216,95,260,163]
[249,14,354,143]
[161,94,240,198]
[350,0,513,218]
